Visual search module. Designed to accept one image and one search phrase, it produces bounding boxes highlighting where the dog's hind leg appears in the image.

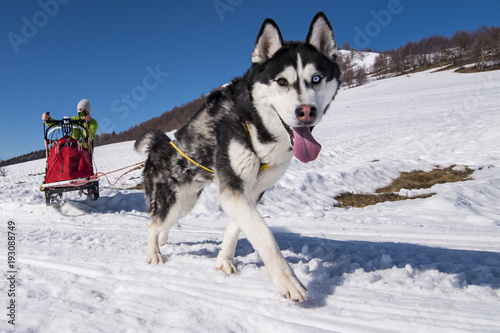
[147,216,172,264]
[146,181,205,264]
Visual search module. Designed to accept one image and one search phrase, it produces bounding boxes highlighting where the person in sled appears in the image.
[42,99,98,149]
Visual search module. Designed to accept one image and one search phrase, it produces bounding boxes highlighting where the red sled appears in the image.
[45,135,93,183]
[41,117,99,206]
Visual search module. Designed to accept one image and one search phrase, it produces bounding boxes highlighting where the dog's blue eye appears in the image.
[276,78,288,87]
[312,75,322,84]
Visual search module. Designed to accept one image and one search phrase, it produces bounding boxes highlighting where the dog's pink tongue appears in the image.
[292,127,322,163]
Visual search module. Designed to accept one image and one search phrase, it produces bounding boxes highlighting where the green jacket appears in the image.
[46,115,98,144]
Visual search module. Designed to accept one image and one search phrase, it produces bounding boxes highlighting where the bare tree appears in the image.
[472,26,500,70]
[354,67,367,86]
[373,53,388,73]
[472,26,490,70]
[341,67,354,87]
[426,34,449,67]
[451,30,473,66]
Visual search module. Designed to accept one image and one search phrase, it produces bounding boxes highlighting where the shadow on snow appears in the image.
[172,233,500,308]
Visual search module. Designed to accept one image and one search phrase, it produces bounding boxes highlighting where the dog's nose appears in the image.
[295,105,317,123]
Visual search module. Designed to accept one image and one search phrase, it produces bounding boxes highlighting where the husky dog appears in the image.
[135,12,340,302]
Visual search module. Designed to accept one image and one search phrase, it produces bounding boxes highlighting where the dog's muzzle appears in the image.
[282,104,322,163]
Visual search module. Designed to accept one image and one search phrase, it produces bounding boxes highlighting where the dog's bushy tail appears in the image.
[134,129,168,157]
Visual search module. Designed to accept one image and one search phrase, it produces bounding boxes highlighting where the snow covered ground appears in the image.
[1,69,500,332]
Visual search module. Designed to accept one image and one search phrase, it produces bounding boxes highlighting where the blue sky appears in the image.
[1,0,499,160]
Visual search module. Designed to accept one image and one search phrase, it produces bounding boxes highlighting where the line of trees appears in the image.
[339,25,500,87]
[0,150,45,167]
[376,25,500,75]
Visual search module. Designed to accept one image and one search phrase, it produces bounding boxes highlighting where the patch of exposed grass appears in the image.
[128,183,143,190]
[376,165,474,193]
[432,63,499,74]
[454,65,499,74]
[29,172,45,177]
[334,192,434,208]
[334,165,474,208]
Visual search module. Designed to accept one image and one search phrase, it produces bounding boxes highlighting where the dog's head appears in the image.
[250,12,341,163]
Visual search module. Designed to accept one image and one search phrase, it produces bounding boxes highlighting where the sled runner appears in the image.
[41,116,99,206]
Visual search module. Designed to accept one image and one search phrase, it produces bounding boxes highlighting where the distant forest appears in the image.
[340,25,500,87]
[1,25,499,167]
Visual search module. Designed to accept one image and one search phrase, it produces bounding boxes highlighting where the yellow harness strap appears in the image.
[169,141,215,173]
[170,121,269,174]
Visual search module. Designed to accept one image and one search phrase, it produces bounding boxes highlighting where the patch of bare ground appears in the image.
[334,165,475,208]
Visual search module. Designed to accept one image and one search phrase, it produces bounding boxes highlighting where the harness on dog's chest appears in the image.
[169,121,269,174]
[245,121,270,171]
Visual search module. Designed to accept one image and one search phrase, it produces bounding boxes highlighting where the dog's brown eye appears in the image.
[276,78,288,87]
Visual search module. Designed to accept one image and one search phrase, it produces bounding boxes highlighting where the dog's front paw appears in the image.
[146,252,165,264]
[216,259,238,275]
[276,276,307,303]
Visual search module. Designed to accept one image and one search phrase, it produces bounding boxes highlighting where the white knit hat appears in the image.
[77,99,92,113]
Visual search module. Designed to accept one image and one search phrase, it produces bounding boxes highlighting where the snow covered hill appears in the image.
[339,49,379,71]
[1,69,500,332]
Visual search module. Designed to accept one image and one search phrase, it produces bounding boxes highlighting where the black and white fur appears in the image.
[135,12,340,302]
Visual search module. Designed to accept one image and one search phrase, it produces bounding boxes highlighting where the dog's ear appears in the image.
[306,12,338,60]
[252,18,284,64]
